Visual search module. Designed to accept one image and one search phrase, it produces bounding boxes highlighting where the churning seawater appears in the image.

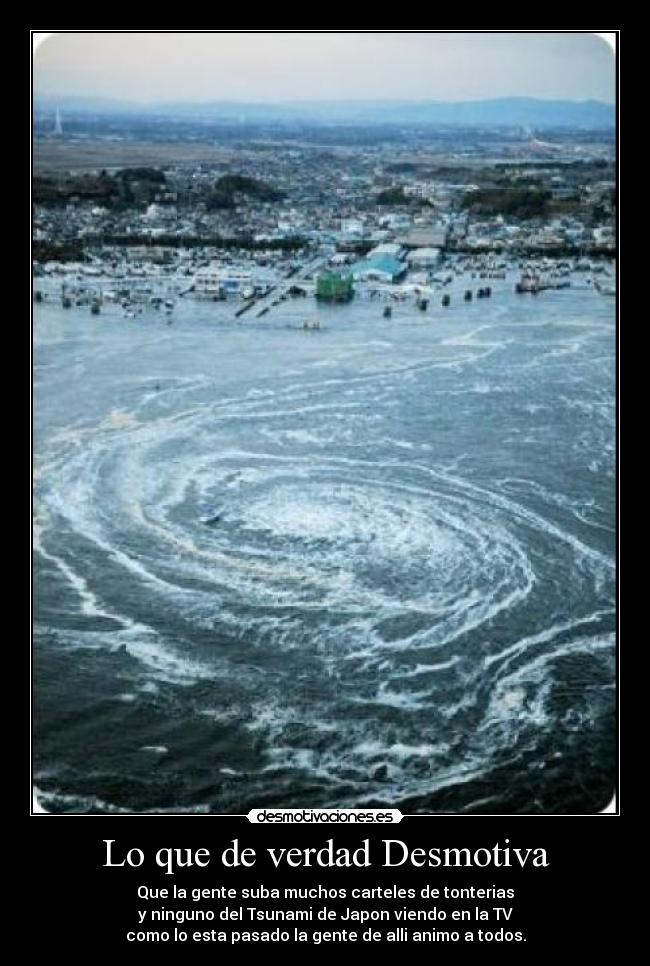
[33,275,616,813]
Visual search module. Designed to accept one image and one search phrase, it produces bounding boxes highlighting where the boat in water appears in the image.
[516,270,540,294]
[516,269,571,294]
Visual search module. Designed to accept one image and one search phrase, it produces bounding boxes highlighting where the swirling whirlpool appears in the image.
[34,379,615,812]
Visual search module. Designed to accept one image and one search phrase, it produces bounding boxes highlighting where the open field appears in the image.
[33,138,238,174]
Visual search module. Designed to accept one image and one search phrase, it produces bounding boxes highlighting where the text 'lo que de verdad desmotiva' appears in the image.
[103,838,549,875]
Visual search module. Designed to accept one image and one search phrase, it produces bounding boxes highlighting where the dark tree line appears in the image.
[461,187,552,219]
[205,174,286,210]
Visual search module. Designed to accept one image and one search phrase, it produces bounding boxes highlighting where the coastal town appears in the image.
[33,119,616,318]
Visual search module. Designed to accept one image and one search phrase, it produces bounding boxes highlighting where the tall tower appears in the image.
[54,107,63,136]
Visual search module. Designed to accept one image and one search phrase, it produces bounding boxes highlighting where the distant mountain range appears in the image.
[34,96,615,128]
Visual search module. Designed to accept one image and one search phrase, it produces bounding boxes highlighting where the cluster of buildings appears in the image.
[33,130,616,295]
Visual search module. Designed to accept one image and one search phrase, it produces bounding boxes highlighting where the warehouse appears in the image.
[407,246,442,268]
[316,271,354,301]
[367,242,404,259]
[399,226,449,249]
[350,253,407,283]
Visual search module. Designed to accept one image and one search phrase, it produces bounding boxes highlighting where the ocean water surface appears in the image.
[33,275,616,813]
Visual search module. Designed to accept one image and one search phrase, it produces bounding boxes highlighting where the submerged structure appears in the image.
[316,271,354,302]
[350,253,407,284]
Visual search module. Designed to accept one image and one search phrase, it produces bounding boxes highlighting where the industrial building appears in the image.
[400,226,449,249]
[316,271,354,302]
[407,247,442,268]
[194,262,253,298]
[350,253,407,283]
[366,242,404,260]
[350,255,407,282]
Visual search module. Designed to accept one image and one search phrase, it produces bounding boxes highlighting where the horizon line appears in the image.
[34,94,616,107]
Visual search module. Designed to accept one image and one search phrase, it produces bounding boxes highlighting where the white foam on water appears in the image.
[479,632,614,743]
[484,609,614,670]
[34,296,615,809]
[34,508,129,625]
[401,657,460,677]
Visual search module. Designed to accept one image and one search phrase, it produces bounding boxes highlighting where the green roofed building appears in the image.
[316,271,354,302]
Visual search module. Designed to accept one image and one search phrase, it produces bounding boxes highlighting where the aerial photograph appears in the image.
[32,31,616,814]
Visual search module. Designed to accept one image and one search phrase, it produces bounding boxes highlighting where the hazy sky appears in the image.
[34,32,615,103]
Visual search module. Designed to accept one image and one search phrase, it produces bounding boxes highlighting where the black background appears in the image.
[31,816,621,950]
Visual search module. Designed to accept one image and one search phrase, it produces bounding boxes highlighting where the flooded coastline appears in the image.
[33,272,615,813]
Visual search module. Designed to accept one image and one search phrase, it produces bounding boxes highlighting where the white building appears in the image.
[593,226,614,246]
[407,247,441,268]
[380,213,412,231]
[340,218,364,238]
[367,243,403,260]
[194,262,253,298]
[144,204,166,221]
